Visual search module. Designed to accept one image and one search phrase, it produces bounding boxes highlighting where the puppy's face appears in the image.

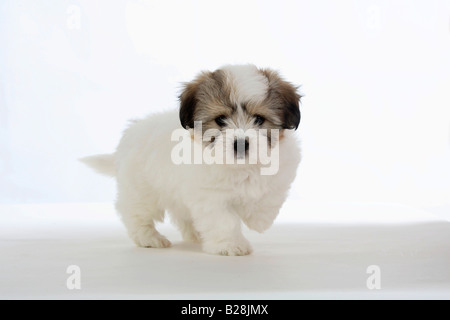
[179,65,301,163]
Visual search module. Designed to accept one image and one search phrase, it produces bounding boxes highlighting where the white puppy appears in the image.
[82,64,301,256]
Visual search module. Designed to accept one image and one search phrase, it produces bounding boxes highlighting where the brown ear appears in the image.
[179,81,199,129]
[261,69,302,130]
[279,82,301,130]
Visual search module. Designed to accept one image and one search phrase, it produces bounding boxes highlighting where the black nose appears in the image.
[234,138,249,153]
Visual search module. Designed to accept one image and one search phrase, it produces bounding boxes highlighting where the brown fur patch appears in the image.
[179,66,301,139]
[259,69,302,130]
[179,70,236,129]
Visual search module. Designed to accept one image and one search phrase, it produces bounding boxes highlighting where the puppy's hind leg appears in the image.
[116,195,171,248]
[171,213,201,243]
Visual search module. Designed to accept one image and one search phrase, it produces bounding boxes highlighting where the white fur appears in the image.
[222,64,269,105]
[82,65,301,256]
[83,109,300,256]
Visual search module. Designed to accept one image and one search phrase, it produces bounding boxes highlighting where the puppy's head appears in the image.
[179,64,301,162]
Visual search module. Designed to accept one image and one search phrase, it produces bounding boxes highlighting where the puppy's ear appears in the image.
[279,82,301,130]
[179,81,199,129]
[261,69,302,130]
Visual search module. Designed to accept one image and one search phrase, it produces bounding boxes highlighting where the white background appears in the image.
[1,0,450,219]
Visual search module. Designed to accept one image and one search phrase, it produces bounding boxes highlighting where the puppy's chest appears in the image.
[225,171,271,201]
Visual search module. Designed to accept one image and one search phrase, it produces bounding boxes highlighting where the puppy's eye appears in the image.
[254,115,265,126]
[215,115,227,127]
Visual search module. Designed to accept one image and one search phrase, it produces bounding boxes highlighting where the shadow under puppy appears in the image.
[82,64,301,256]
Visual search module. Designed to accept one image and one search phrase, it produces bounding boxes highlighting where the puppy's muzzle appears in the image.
[234,138,249,159]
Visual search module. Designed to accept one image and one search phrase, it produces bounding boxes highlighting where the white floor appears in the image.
[1,201,449,299]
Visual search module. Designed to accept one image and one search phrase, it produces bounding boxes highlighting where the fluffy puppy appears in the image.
[82,64,301,256]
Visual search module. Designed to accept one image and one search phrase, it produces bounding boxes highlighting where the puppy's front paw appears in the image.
[132,227,172,248]
[203,238,253,256]
[244,215,274,233]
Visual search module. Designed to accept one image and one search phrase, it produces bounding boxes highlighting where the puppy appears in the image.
[82,64,301,256]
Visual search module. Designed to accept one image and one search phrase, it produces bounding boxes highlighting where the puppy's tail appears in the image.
[79,153,116,177]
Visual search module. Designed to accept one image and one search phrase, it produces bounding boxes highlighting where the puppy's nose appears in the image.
[234,138,249,153]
